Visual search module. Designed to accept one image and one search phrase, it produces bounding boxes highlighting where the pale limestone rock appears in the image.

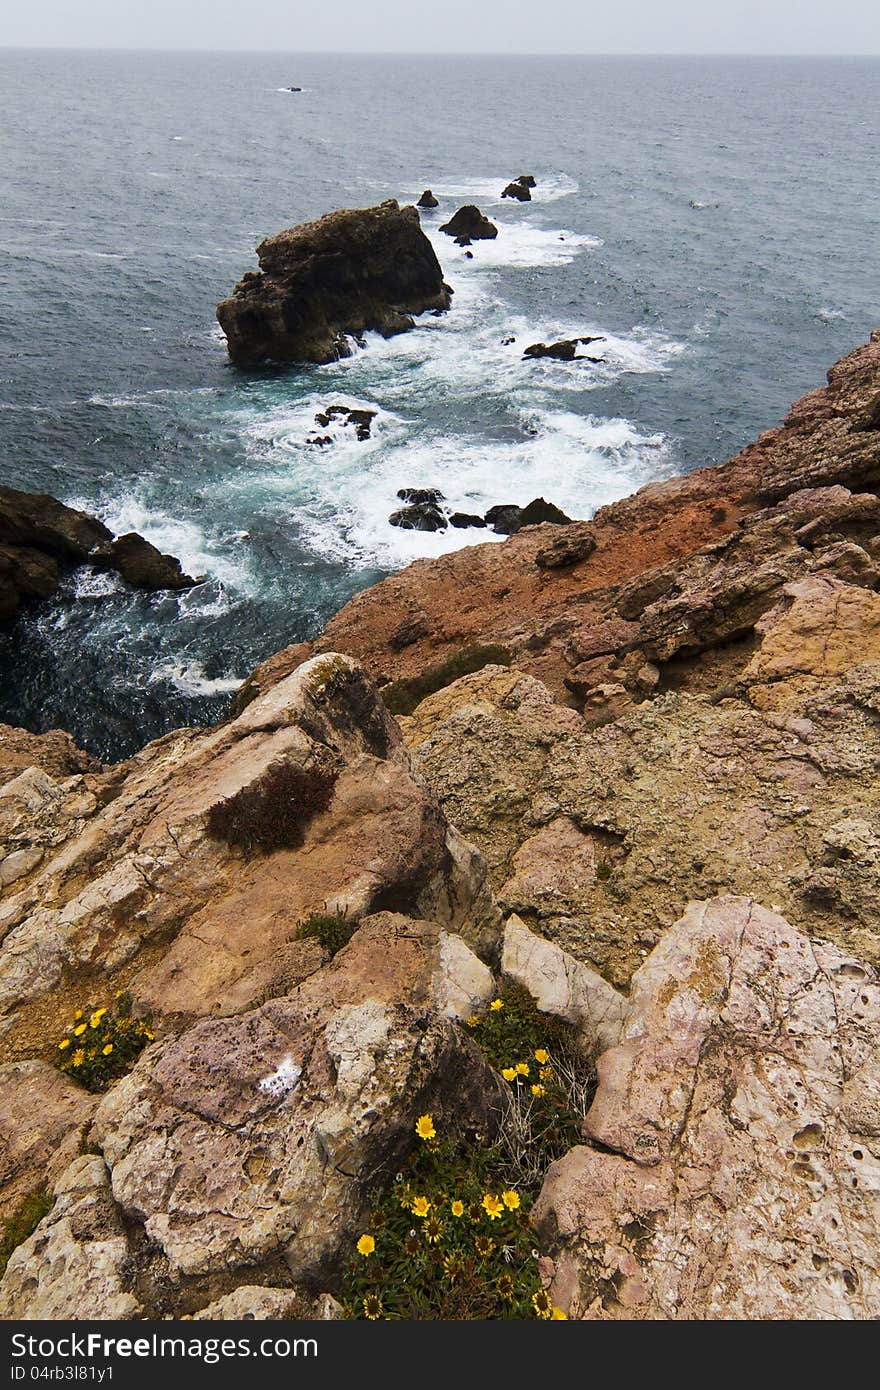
[533,896,880,1320]
[0,847,43,888]
[93,915,502,1284]
[0,1061,97,1218]
[501,914,625,1052]
[0,1156,141,1320]
[0,655,499,1028]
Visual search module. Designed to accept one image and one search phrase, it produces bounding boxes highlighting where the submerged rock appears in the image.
[397,487,445,506]
[313,404,378,440]
[439,205,498,241]
[389,503,447,532]
[217,201,451,366]
[523,338,605,362]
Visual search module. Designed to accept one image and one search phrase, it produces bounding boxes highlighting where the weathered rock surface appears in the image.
[0,654,499,1052]
[533,896,880,1319]
[0,486,195,623]
[0,1156,142,1320]
[216,201,451,366]
[0,1062,97,1219]
[0,917,500,1316]
[502,914,625,1053]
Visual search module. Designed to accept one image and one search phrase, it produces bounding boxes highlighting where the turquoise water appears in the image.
[1,51,878,757]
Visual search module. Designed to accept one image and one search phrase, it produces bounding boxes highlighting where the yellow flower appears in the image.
[73,1009,83,1021]
[465,1015,479,1028]
[532,1083,547,1098]
[482,1193,504,1220]
[363,1294,382,1320]
[58,1039,71,1051]
[539,1065,554,1082]
[501,1067,517,1082]
[533,1288,553,1319]
[72,1050,84,1067]
[450,1199,464,1218]
[115,989,125,998]
[515,1062,530,1077]
[489,998,503,1012]
[411,1195,431,1218]
[415,1114,436,1141]
[550,1306,568,1320]
[89,1008,108,1028]
[501,1190,520,1211]
[356,1234,375,1257]
[73,1023,86,1036]
[102,1044,113,1056]
[424,1215,443,1244]
[534,1048,550,1065]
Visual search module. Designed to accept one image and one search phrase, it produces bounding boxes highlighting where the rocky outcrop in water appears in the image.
[216,201,451,366]
[502,179,531,201]
[0,486,196,624]
[524,337,605,361]
[417,189,439,209]
[438,205,499,242]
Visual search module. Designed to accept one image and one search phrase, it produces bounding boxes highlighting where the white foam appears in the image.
[150,660,243,698]
[235,402,673,570]
[404,173,578,206]
[426,221,600,272]
[70,569,126,600]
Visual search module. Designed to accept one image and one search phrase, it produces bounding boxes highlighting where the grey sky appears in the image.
[2,0,879,54]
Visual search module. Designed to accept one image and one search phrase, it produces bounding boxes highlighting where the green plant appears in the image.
[55,991,153,1092]
[596,858,612,881]
[296,912,356,957]
[0,1190,52,1276]
[337,988,592,1319]
[205,759,338,855]
[340,1116,564,1320]
[381,645,512,717]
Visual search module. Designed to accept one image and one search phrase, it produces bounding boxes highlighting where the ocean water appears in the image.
[1,50,878,759]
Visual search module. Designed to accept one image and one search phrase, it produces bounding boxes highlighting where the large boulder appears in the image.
[216,201,451,366]
[0,654,499,1035]
[438,206,498,241]
[533,896,880,1319]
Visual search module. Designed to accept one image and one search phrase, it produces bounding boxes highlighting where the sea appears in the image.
[1,50,878,759]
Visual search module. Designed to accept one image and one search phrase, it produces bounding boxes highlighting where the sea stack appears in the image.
[216,200,452,366]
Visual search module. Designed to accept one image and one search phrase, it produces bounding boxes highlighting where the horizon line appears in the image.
[1,45,879,58]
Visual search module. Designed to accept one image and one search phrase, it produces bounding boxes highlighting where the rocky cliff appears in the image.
[1,333,880,1320]
[216,200,452,366]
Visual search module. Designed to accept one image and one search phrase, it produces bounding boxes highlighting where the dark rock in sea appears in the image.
[417,190,439,209]
[523,337,605,362]
[449,513,487,529]
[216,200,451,366]
[536,527,597,570]
[90,534,196,593]
[520,498,574,527]
[314,405,378,441]
[0,485,196,624]
[464,251,474,259]
[501,336,516,346]
[484,505,524,535]
[518,174,537,188]
[287,86,303,93]
[439,206,498,241]
[502,180,531,202]
[485,498,575,535]
[306,435,334,447]
[455,236,472,248]
[389,504,448,532]
[397,488,445,506]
